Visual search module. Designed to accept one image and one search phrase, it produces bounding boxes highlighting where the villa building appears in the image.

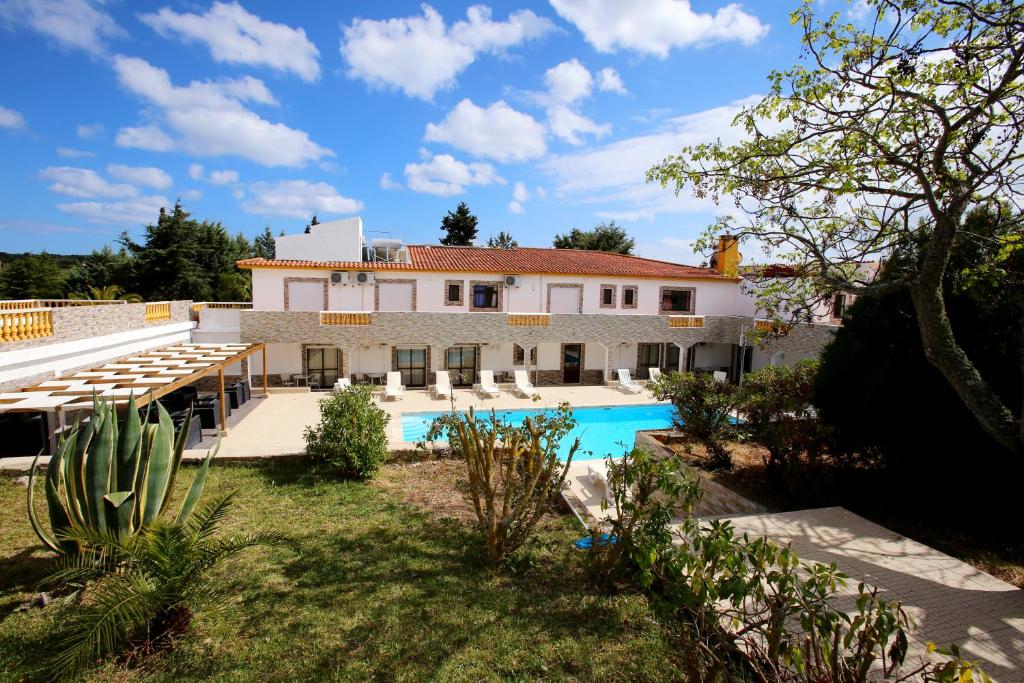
[227,217,836,390]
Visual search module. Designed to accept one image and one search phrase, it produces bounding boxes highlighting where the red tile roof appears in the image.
[237,245,730,280]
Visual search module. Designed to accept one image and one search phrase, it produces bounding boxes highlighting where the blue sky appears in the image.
[0,0,855,263]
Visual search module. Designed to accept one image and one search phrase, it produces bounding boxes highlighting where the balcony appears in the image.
[321,311,372,326]
[507,313,550,327]
[667,315,705,328]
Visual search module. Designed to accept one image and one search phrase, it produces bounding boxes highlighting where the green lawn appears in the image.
[0,462,680,682]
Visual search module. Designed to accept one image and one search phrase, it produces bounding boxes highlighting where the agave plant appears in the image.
[28,394,217,555]
[43,493,292,677]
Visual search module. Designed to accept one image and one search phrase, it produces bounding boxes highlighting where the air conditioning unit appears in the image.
[504,274,521,288]
[355,271,375,285]
[330,271,348,285]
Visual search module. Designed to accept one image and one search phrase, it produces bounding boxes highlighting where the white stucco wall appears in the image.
[276,217,364,262]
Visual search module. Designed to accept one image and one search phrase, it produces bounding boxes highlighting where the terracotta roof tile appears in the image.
[238,245,729,280]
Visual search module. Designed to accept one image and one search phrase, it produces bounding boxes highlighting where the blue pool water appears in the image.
[401,403,676,461]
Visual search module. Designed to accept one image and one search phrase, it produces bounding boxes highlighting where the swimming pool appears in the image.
[400,403,676,461]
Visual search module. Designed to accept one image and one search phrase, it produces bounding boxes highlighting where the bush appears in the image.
[738,359,825,470]
[427,405,579,566]
[587,448,701,589]
[304,385,390,479]
[649,371,738,469]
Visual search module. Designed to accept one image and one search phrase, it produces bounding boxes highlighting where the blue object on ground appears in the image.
[574,533,617,550]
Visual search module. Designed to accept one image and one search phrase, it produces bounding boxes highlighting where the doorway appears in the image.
[305,347,341,389]
[663,343,680,373]
[395,347,427,388]
[562,343,582,383]
[637,343,661,379]
[447,345,477,386]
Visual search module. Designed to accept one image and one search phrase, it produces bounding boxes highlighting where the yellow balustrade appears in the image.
[507,313,551,327]
[754,319,792,334]
[0,299,125,310]
[145,302,171,322]
[192,302,253,312]
[0,309,53,342]
[668,315,705,328]
[320,311,371,326]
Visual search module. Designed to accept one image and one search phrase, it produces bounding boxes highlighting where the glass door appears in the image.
[562,344,582,383]
[662,343,680,373]
[637,343,661,379]
[306,347,340,389]
[396,348,427,388]
[447,346,477,386]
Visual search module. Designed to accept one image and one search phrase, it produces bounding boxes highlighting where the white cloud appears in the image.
[232,188,244,199]
[180,189,203,201]
[188,163,204,181]
[106,164,172,190]
[112,56,331,167]
[424,99,547,162]
[57,194,168,225]
[380,172,402,190]
[208,169,239,185]
[547,105,610,145]
[115,125,175,152]
[543,95,764,219]
[543,58,592,104]
[243,179,364,219]
[76,122,103,139]
[39,166,138,198]
[597,67,626,94]
[0,105,25,129]
[140,2,320,82]
[57,147,94,158]
[507,200,525,214]
[404,153,505,196]
[0,0,124,55]
[535,186,547,199]
[512,181,529,202]
[549,0,769,57]
[340,4,555,100]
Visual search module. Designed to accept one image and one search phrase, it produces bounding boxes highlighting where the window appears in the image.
[305,347,340,388]
[832,293,847,319]
[660,287,694,313]
[472,284,499,310]
[445,280,463,306]
[395,348,427,388]
[599,284,616,308]
[513,344,537,365]
[623,287,636,307]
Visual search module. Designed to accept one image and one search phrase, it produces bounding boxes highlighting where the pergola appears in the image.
[0,342,267,437]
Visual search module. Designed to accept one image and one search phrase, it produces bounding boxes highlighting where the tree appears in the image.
[304,214,319,235]
[486,231,518,249]
[649,372,739,470]
[553,221,635,254]
[63,246,134,296]
[439,201,478,246]
[68,284,142,303]
[0,252,66,299]
[648,0,1024,454]
[254,226,276,259]
[120,202,254,302]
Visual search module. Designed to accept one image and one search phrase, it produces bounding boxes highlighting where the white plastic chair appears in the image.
[433,370,453,400]
[477,370,500,398]
[617,368,643,393]
[647,367,663,383]
[713,371,728,383]
[384,372,405,400]
[513,370,539,398]
[333,378,351,392]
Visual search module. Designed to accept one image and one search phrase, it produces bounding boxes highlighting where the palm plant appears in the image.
[69,284,142,303]
[28,395,217,555]
[43,493,292,677]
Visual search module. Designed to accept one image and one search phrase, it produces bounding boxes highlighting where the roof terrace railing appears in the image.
[0,299,127,311]
[1,309,53,342]
[145,302,171,323]
[191,301,253,312]
[507,313,551,327]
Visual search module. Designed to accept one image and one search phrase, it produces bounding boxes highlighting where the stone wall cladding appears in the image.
[0,301,192,352]
[240,312,836,365]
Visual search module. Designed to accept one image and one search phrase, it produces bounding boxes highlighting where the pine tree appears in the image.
[254,226,276,259]
[486,231,518,249]
[553,221,635,255]
[439,202,478,246]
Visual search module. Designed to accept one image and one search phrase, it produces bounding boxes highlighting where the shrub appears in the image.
[738,359,825,470]
[649,371,738,469]
[587,447,701,589]
[304,385,390,479]
[28,395,217,556]
[427,405,579,566]
[43,493,292,677]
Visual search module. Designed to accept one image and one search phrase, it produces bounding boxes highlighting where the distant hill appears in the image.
[0,252,87,270]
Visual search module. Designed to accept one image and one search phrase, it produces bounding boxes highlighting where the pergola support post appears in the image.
[218,368,228,435]
[261,345,268,398]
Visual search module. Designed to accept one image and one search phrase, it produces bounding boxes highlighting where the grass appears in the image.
[0,460,680,682]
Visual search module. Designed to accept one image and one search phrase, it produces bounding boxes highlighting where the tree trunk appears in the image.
[909,216,1023,455]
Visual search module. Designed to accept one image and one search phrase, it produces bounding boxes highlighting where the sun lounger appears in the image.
[433,370,453,399]
[712,370,728,383]
[384,371,405,400]
[647,367,663,383]
[333,378,351,392]
[513,370,538,398]
[477,370,500,398]
[617,368,642,393]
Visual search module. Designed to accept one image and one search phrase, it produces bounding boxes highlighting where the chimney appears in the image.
[713,234,740,276]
